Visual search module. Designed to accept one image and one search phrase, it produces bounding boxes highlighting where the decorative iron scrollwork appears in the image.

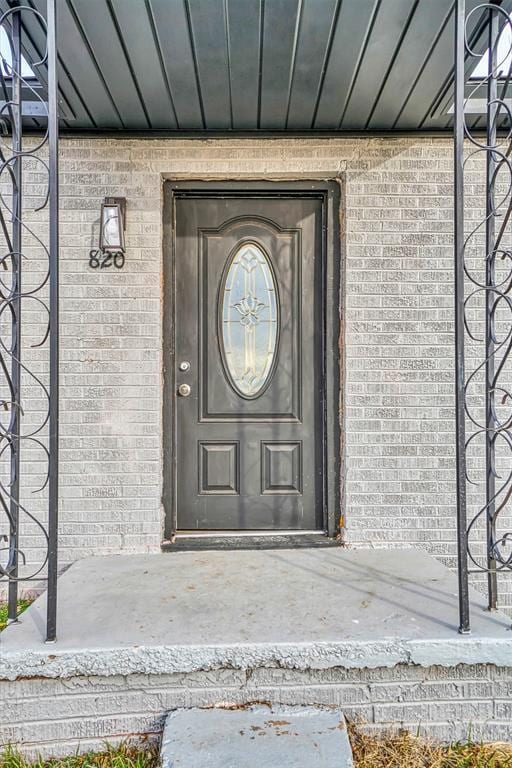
[0,1,59,641]
[455,0,512,630]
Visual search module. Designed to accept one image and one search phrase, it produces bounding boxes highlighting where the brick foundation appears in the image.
[2,664,511,756]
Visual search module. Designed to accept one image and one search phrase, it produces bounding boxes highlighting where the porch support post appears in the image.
[485,6,499,611]
[0,0,60,643]
[46,0,59,643]
[454,0,470,634]
[6,4,22,624]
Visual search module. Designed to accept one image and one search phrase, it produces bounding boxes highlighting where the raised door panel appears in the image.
[199,218,301,421]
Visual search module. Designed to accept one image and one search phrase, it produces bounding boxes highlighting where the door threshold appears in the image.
[162,531,341,551]
[176,529,326,537]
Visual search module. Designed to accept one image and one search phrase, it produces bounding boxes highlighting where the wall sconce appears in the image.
[89,197,126,270]
[99,197,126,253]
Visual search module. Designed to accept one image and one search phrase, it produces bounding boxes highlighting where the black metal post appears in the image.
[0,0,60,643]
[454,0,471,634]
[485,6,499,611]
[46,0,59,643]
[7,4,22,624]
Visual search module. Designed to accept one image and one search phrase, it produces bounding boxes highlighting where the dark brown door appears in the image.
[172,194,323,531]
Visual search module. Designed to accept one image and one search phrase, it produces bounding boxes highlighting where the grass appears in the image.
[0,730,512,768]
[0,599,34,631]
[0,744,159,768]
[349,724,512,768]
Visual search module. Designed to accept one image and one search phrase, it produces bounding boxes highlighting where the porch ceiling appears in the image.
[3,0,511,134]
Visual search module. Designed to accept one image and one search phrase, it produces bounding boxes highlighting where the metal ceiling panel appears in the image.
[67,0,149,128]
[259,0,301,129]
[395,0,492,130]
[0,0,87,126]
[2,0,511,133]
[426,0,512,131]
[225,0,261,129]
[25,0,83,126]
[395,5,458,130]
[186,0,231,128]
[366,0,452,130]
[109,0,177,129]
[340,0,418,130]
[148,0,203,128]
[32,0,122,127]
[313,0,379,129]
[286,0,338,129]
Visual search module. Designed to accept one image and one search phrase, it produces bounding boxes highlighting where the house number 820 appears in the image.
[89,249,125,269]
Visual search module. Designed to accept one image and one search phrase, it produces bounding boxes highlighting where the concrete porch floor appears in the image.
[1,547,512,680]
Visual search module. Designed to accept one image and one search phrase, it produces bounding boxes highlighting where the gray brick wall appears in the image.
[1,664,511,756]
[5,136,511,607]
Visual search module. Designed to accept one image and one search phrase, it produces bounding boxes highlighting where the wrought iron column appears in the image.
[454,0,470,634]
[485,7,499,611]
[454,0,512,632]
[0,0,59,642]
[6,3,22,625]
[46,0,59,643]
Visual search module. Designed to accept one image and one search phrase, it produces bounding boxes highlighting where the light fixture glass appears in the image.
[99,198,126,253]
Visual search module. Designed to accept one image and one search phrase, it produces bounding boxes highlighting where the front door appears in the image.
[169,190,324,531]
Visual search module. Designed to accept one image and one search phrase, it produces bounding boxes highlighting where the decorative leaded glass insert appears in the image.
[221,242,279,398]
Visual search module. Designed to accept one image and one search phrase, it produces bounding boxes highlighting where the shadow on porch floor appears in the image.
[1,547,511,679]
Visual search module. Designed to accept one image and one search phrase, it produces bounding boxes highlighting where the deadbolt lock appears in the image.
[179,361,191,372]
[178,383,191,397]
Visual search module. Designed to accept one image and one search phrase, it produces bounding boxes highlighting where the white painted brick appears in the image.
[0,664,510,756]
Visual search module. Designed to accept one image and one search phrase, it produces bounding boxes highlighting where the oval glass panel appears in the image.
[221,243,279,398]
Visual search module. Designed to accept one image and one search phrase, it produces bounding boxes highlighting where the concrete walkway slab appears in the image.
[160,706,353,768]
[1,548,512,680]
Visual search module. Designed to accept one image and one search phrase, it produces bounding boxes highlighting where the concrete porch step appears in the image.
[160,706,354,768]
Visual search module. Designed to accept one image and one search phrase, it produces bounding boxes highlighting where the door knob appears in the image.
[178,383,191,397]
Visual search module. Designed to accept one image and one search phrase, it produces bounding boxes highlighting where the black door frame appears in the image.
[162,179,342,543]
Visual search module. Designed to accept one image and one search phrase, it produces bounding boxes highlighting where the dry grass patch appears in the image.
[349,724,512,768]
[0,744,159,768]
[1,729,512,767]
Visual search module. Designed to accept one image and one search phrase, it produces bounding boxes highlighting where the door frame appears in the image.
[162,179,342,542]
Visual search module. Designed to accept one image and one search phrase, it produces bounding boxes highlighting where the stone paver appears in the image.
[160,706,353,768]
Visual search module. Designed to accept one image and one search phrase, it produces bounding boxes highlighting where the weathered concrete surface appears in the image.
[3,663,512,756]
[1,549,511,681]
[160,706,353,768]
